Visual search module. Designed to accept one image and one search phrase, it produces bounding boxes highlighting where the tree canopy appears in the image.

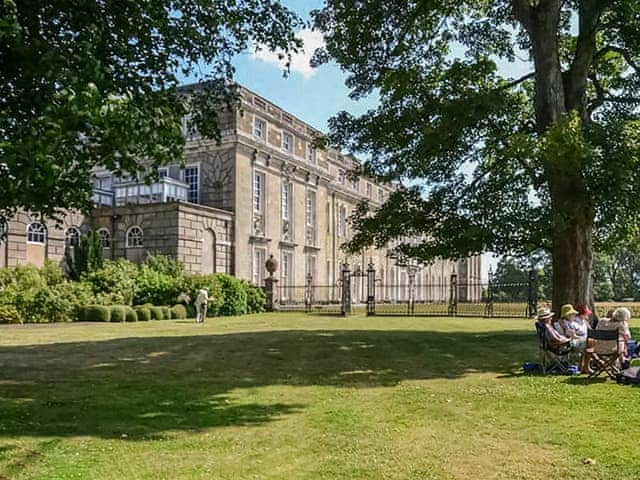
[313,0,640,309]
[0,0,302,222]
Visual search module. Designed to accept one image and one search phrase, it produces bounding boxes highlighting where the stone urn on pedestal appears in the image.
[264,254,279,311]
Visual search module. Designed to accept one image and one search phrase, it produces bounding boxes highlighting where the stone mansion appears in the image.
[0,85,482,303]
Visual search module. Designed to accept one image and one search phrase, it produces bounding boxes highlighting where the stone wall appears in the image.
[1,210,89,268]
[90,202,233,274]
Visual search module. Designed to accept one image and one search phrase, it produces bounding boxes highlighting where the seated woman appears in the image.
[538,307,570,349]
[559,304,588,349]
[595,307,632,359]
[576,304,594,331]
[558,304,590,372]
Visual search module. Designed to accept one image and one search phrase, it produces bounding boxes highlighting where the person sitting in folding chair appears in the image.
[584,307,632,379]
[558,304,591,373]
[535,307,572,374]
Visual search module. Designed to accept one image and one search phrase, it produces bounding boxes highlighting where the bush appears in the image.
[134,306,151,322]
[160,306,171,320]
[185,303,197,318]
[243,281,266,314]
[41,261,66,286]
[26,282,95,323]
[65,231,104,281]
[125,307,138,322]
[170,304,187,319]
[182,274,224,316]
[145,255,184,277]
[110,305,127,322]
[217,274,247,316]
[0,264,46,290]
[82,305,111,322]
[134,265,184,306]
[149,306,164,320]
[0,304,23,324]
[82,259,139,305]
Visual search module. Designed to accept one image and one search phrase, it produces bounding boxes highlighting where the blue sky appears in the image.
[231,0,377,132]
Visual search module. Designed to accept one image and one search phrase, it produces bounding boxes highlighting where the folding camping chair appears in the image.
[535,322,571,374]
[588,329,622,380]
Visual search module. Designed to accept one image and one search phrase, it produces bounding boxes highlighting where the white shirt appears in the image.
[195,289,209,306]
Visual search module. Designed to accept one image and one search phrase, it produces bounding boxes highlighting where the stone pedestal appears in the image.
[264,276,279,312]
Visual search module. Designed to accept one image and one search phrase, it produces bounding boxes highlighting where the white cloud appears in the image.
[250,29,325,79]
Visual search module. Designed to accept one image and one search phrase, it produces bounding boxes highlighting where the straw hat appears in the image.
[560,304,578,318]
[537,307,554,320]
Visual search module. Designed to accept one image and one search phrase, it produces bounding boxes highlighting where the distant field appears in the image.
[1,314,639,479]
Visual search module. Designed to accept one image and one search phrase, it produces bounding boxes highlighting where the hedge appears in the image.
[82,305,111,322]
[160,306,171,320]
[134,306,151,322]
[110,306,127,323]
[125,307,138,322]
[170,304,188,319]
[149,306,164,320]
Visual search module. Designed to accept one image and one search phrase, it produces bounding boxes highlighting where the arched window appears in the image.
[27,222,46,244]
[97,228,111,248]
[126,226,143,248]
[65,226,81,247]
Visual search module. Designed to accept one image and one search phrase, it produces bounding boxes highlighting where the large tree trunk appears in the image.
[550,205,595,315]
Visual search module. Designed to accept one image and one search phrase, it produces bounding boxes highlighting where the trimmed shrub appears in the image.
[149,306,164,320]
[243,281,266,314]
[82,305,111,322]
[0,304,23,324]
[134,306,151,322]
[185,303,197,319]
[170,304,188,319]
[110,305,127,322]
[125,307,138,322]
[217,274,247,316]
[160,306,171,320]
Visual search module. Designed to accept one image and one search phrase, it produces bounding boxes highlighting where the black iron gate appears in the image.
[267,264,537,318]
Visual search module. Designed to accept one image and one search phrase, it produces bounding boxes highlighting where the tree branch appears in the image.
[587,74,640,115]
[511,0,533,33]
[565,0,605,113]
[594,45,640,74]
[502,72,535,90]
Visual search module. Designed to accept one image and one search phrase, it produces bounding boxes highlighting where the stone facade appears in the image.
[1,210,88,268]
[2,84,481,303]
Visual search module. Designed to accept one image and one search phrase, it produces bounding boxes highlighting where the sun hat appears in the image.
[576,305,592,316]
[560,304,578,318]
[537,307,554,320]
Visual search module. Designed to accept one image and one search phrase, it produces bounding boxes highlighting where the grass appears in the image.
[1,314,639,480]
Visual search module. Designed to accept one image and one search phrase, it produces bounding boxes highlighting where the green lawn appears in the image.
[1,314,639,479]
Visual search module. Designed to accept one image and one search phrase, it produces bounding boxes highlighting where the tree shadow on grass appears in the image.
[0,328,534,440]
